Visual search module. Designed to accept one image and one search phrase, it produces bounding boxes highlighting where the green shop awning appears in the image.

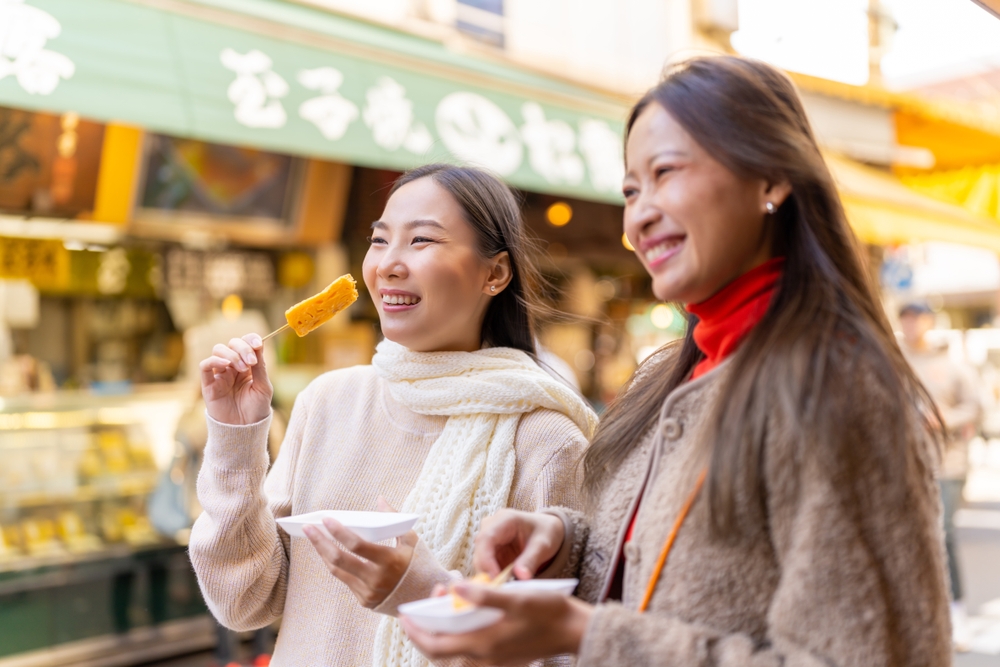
[0,0,630,203]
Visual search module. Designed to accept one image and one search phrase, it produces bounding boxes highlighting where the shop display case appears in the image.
[0,384,215,667]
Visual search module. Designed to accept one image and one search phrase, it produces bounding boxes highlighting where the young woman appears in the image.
[190,164,598,667]
[402,56,952,666]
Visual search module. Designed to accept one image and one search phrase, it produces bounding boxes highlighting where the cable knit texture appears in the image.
[189,350,594,667]
[543,342,951,667]
[369,340,598,667]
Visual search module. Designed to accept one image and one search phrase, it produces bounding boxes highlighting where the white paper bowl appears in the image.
[276,511,419,543]
[399,578,579,634]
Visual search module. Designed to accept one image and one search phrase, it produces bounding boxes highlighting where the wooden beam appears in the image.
[293,159,353,246]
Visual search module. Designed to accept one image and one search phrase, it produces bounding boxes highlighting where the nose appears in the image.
[624,190,661,244]
[376,242,408,281]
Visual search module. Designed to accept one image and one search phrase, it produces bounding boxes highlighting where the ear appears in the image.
[484,251,513,296]
[759,179,793,214]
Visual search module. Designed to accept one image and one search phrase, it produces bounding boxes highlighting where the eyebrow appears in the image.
[370,219,447,231]
[648,149,687,165]
[624,149,689,181]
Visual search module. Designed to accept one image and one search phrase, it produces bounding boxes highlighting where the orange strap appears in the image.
[637,467,708,613]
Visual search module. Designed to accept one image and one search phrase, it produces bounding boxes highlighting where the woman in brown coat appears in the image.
[402,55,952,666]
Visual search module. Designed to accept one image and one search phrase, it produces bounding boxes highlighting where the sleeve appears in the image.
[536,507,590,582]
[521,425,590,581]
[373,538,462,617]
[188,389,309,631]
[575,372,951,667]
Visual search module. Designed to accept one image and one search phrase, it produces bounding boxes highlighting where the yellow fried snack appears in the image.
[451,572,492,610]
[285,274,358,337]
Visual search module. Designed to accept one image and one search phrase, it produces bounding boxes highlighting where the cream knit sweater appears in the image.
[189,364,588,667]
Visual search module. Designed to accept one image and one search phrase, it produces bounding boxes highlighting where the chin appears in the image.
[379,324,413,348]
[651,279,686,304]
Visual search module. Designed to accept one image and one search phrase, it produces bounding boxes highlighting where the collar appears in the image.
[686,257,785,379]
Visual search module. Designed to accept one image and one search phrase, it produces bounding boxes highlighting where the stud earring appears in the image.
[765,201,776,214]
[490,286,497,292]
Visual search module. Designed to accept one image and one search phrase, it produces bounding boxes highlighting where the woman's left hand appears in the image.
[400,582,594,664]
[303,498,416,609]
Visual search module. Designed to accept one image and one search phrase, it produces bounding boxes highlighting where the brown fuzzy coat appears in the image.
[544,350,951,666]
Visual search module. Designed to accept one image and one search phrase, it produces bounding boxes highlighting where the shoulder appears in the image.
[762,329,932,489]
[517,408,589,445]
[294,364,381,410]
[631,342,683,387]
[514,408,589,469]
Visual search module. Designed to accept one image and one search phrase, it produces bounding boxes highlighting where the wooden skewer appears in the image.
[490,561,517,588]
[261,323,290,342]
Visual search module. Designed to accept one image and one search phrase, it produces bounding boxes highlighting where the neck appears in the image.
[686,257,785,379]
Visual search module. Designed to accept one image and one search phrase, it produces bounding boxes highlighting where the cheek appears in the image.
[684,182,760,264]
[414,252,483,305]
[361,251,378,295]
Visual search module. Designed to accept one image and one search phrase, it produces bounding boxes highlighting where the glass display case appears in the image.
[0,384,214,667]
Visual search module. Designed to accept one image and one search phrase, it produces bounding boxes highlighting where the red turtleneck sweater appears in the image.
[686,257,785,379]
[620,257,784,549]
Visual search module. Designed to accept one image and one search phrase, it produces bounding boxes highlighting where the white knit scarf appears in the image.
[369,339,598,667]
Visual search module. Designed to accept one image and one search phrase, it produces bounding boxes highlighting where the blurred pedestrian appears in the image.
[403,55,951,667]
[189,164,598,666]
[899,301,982,644]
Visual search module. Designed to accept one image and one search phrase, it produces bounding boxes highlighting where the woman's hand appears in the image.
[199,334,272,426]
[304,498,417,609]
[473,509,565,580]
[401,584,593,663]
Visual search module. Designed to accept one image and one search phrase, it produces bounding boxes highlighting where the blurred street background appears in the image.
[3,0,1000,665]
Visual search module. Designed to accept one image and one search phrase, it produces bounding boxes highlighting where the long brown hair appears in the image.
[583,56,940,535]
[390,164,544,356]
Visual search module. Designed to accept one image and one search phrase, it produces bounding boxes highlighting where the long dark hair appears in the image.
[583,56,941,536]
[390,163,543,356]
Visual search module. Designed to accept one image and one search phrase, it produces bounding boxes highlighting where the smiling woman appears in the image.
[401,56,951,667]
[188,163,597,667]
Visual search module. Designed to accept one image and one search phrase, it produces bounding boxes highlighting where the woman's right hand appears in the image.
[199,333,272,426]
[473,509,565,581]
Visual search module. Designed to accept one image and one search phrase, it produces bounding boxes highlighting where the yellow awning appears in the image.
[898,164,1000,222]
[825,153,1000,253]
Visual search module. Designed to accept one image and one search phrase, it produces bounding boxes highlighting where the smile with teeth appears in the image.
[382,294,421,306]
[645,238,684,263]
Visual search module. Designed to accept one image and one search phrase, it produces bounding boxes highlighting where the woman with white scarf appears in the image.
[190,164,598,667]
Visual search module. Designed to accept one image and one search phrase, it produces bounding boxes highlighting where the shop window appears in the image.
[139,135,299,225]
[457,0,504,47]
[0,106,104,219]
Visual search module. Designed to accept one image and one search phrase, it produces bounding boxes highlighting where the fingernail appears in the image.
[247,354,257,365]
[250,336,262,348]
[237,362,248,372]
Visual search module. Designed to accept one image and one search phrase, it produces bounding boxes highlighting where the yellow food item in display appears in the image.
[451,572,492,610]
[284,274,358,337]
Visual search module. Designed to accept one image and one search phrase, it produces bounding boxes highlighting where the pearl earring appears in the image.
[490,286,497,292]
[765,201,776,214]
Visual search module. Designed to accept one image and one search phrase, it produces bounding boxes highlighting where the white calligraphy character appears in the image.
[298,67,359,141]
[579,119,625,193]
[436,92,522,176]
[520,102,584,185]
[220,48,288,129]
[363,76,432,154]
[0,0,74,95]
